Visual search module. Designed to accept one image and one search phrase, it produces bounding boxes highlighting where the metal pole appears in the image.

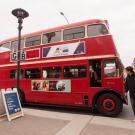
[60,12,69,24]
[17,17,22,91]
[12,8,29,93]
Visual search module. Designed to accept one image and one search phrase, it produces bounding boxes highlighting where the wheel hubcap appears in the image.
[103,99,115,111]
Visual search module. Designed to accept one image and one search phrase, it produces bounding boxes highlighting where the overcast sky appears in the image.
[0,0,135,66]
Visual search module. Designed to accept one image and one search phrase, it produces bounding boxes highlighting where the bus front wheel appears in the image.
[96,93,123,117]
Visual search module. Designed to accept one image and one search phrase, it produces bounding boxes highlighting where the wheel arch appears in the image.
[92,89,124,108]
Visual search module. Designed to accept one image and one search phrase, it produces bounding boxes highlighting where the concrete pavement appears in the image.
[24,108,135,133]
[80,124,135,135]
[0,114,68,135]
[118,95,134,120]
[0,104,135,135]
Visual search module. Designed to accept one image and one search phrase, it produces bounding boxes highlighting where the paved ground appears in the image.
[80,124,135,135]
[118,95,134,120]
[0,98,135,135]
[0,115,68,135]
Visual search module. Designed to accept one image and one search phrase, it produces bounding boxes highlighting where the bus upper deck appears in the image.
[0,19,118,66]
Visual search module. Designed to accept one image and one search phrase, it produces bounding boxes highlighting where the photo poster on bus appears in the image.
[1,88,24,121]
[0,91,6,117]
[32,80,71,92]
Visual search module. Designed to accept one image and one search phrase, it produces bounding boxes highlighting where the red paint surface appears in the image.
[26,49,40,59]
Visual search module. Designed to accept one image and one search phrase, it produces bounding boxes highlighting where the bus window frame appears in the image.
[11,39,24,51]
[63,26,85,41]
[25,35,41,48]
[87,23,109,38]
[42,66,62,79]
[24,68,41,79]
[10,69,24,79]
[103,59,119,78]
[42,30,62,44]
[63,65,87,79]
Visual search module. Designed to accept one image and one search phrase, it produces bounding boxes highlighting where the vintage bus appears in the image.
[0,19,127,116]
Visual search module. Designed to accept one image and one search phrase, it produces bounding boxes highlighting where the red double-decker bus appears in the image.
[0,19,127,116]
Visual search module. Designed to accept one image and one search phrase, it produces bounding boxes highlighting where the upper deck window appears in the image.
[87,24,108,37]
[63,26,85,41]
[11,39,24,50]
[0,42,11,51]
[42,31,61,44]
[25,35,41,47]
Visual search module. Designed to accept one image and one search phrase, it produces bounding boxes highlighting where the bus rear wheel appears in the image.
[96,93,123,117]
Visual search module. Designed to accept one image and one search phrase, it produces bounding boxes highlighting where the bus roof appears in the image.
[0,19,107,44]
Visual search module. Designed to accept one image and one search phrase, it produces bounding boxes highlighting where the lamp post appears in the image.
[12,8,29,92]
[60,12,69,24]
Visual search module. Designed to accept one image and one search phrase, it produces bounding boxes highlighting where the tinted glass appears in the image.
[42,31,61,44]
[11,39,24,50]
[25,68,41,79]
[25,35,41,47]
[64,65,87,78]
[63,27,85,41]
[87,24,108,37]
[43,67,61,78]
[10,69,23,79]
[104,60,117,77]
[1,42,11,50]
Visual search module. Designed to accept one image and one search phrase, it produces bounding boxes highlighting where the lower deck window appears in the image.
[64,65,87,78]
[25,68,41,79]
[43,67,61,78]
[10,69,23,79]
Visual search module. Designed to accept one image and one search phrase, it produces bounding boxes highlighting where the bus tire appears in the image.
[96,93,123,117]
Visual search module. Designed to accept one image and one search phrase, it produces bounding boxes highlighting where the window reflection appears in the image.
[25,35,41,47]
[87,24,108,37]
[0,42,11,52]
[64,65,87,78]
[11,39,24,50]
[43,67,61,78]
[42,31,61,44]
[63,27,85,41]
[104,60,118,77]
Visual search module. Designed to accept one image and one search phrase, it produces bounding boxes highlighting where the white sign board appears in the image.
[11,50,26,61]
